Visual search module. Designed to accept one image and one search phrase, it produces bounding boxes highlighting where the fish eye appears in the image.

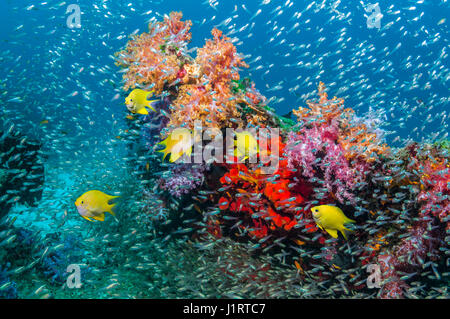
[81,201,84,204]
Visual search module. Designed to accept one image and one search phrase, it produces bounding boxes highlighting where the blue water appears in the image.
[0,0,448,299]
[0,0,448,143]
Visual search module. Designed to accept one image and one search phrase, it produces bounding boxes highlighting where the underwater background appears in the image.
[0,0,448,299]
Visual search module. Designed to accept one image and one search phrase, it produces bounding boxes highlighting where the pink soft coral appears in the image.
[285,123,370,204]
[377,223,440,298]
[159,164,206,198]
[293,82,389,163]
[418,160,450,229]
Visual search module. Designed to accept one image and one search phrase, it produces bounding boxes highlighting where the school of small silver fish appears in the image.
[0,0,448,299]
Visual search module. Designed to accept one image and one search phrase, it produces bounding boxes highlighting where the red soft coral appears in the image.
[217,143,316,242]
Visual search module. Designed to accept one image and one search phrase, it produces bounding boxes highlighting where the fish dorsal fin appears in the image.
[145,90,155,100]
[324,228,338,238]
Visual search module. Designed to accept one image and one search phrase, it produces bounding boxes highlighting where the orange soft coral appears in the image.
[164,28,253,131]
[293,82,350,124]
[115,12,192,94]
[196,29,249,89]
[167,83,242,130]
[338,120,390,162]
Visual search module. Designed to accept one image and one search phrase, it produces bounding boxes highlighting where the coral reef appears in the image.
[115,12,449,299]
[159,164,206,198]
[285,125,371,204]
[115,12,192,95]
[418,158,449,230]
[377,222,441,298]
[39,233,86,284]
[216,143,317,243]
[0,265,18,299]
[292,82,390,163]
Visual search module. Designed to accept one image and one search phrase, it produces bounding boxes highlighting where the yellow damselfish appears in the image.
[75,190,119,222]
[311,205,355,240]
[158,128,193,163]
[235,131,259,161]
[125,89,158,115]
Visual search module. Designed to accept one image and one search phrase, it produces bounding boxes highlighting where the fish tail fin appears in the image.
[341,226,354,240]
[106,196,119,216]
[107,195,119,203]
[158,149,169,161]
[107,204,117,217]
[341,229,349,240]
[146,100,158,112]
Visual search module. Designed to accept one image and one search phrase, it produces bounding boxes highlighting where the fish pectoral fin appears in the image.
[324,228,338,238]
[92,213,105,222]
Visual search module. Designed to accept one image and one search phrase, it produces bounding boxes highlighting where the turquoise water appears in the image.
[0,0,448,299]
